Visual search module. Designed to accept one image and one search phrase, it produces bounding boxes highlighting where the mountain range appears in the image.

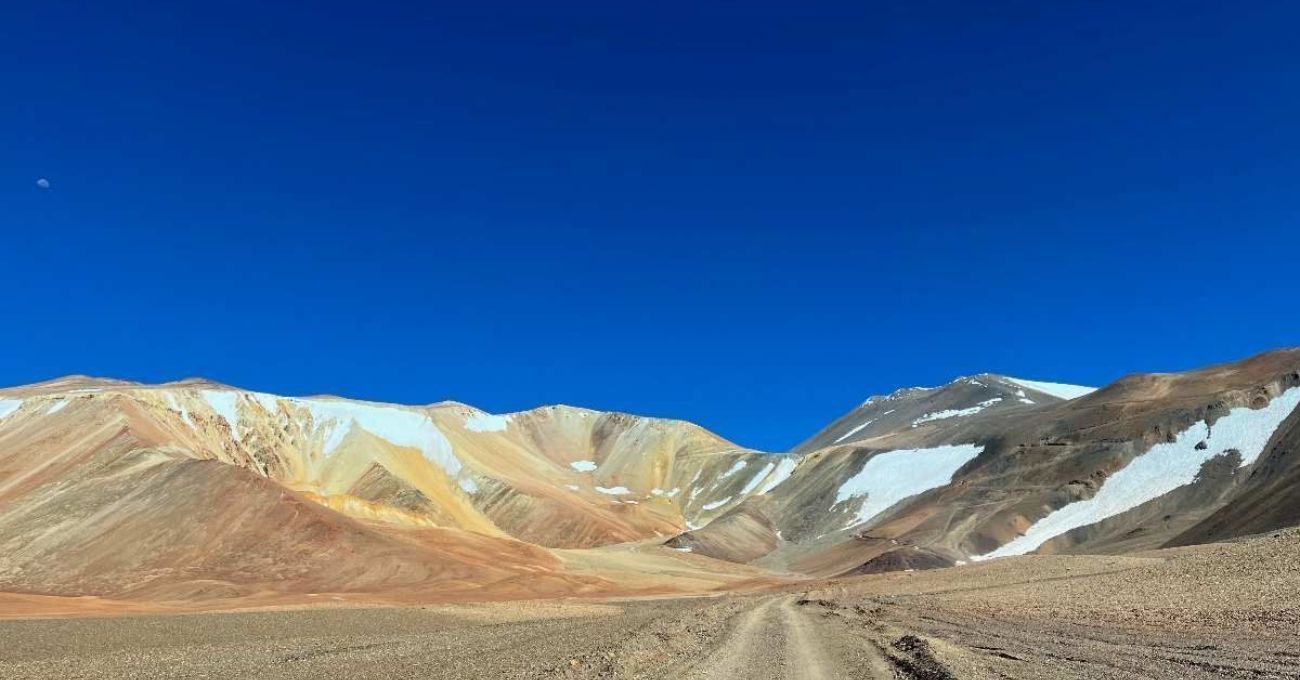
[2,347,1298,610]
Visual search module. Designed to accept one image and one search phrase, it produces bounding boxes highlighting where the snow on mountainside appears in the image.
[2,348,1300,602]
[793,373,1085,453]
[979,385,1300,559]
[687,350,1300,576]
[0,381,800,550]
[1002,377,1097,400]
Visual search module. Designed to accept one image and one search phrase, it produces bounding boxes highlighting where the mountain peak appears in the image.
[800,372,1097,453]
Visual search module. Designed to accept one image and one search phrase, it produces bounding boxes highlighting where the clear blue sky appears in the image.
[4,2,1299,450]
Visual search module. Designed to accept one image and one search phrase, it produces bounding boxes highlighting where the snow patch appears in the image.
[200,391,240,432]
[458,477,479,493]
[595,485,630,495]
[979,387,1300,560]
[570,460,598,472]
[833,419,874,443]
[835,444,984,527]
[912,398,1002,426]
[1004,378,1096,400]
[739,462,776,495]
[163,392,194,426]
[464,412,511,433]
[0,399,24,420]
[651,488,680,497]
[252,393,281,413]
[298,399,462,476]
[683,470,704,498]
[757,457,798,495]
[45,400,68,415]
[672,546,693,553]
[719,459,747,480]
[565,484,580,491]
[702,497,733,511]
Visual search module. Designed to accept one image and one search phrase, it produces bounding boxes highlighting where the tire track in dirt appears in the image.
[780,597,833,680]
[682,597,784,680]
[682,596,892,680]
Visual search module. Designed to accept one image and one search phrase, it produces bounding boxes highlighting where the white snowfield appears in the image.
[45,400,68,415]
[738,462,776,495]
[463,412,510,432]
[569,460,598,472]
[296,398,463,477]
[912,398,1002,427]
[200,390,240,428]
[978,386,1300,560]
[836,444,984,527]
[197,389,463,477]
[833,419,874,443]
[0,398,23,420]
[594,485,630,495]
[718,459,748,480]
[757,457,798,495]
[1004,377,1096,400]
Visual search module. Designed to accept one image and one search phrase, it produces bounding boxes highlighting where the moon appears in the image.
[36,178,50,190]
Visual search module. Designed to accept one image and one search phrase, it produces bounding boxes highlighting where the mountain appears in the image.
[1,348,1299,610]
[792,373,1096,453]
[0,379,788,603]
[690,349,1300,575]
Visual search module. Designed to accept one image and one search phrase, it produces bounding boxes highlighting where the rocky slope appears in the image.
[2,348,1299,606]
[687,348,1300,577]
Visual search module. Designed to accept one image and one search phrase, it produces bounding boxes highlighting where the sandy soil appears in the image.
[3,530,1298,679]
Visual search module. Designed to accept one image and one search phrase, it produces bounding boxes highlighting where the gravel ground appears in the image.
[3,530,1299,679]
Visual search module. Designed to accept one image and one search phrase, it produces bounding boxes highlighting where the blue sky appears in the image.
[3,1,1299,450]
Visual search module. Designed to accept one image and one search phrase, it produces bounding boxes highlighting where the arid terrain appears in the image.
[3,527,1298,678]
[3,349,1300,677]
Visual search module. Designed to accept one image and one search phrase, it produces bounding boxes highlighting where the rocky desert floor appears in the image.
[3,529,1299,679]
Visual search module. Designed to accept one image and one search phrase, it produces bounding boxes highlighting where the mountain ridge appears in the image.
[2,347,1298,610]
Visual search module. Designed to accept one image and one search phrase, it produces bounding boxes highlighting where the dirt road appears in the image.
[0,594,880,679]
[678,595,893,680]
[3,583,1299,679]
